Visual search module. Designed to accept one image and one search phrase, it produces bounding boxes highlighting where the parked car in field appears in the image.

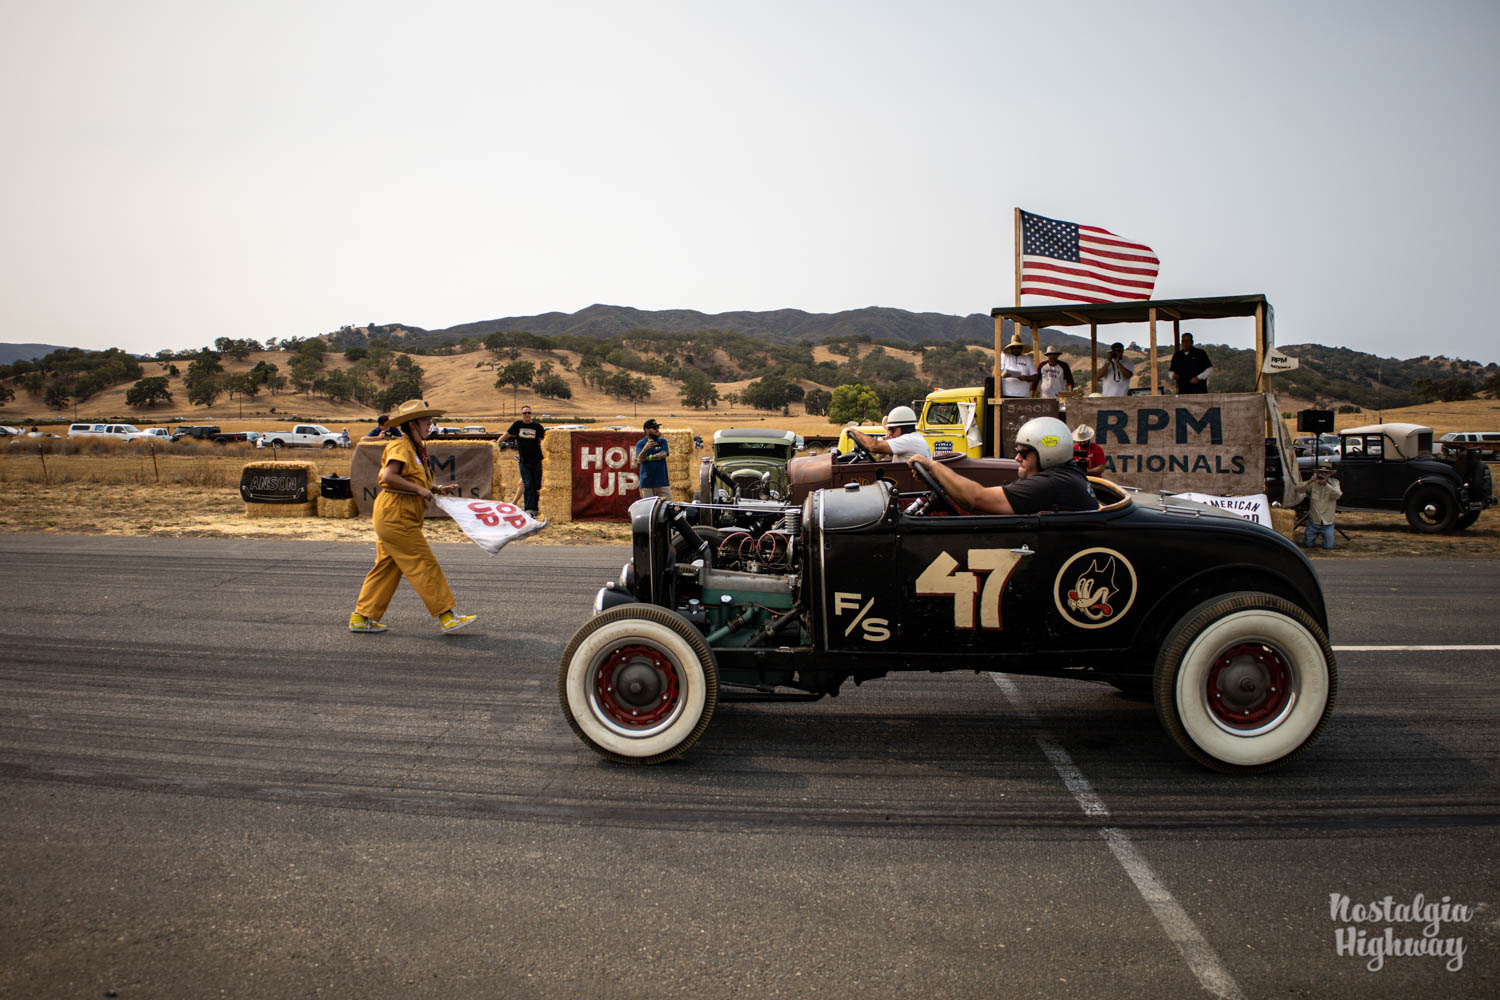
[211,430,263,445]
[170,425,221,442]
[67,423,140,440]
[262,424,341,448]
[127,427,173,443]
[1334,423,1494,532]
[564,479,1337,774]
[1435,431,1500,459]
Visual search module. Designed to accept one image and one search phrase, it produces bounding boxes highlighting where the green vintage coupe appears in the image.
[695,428,801,504]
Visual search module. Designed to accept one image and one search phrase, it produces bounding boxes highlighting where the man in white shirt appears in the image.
[1000,333,1039,398]
[849,406,931,460]
[1099,342,1134,397]
[1038,346,1074,399]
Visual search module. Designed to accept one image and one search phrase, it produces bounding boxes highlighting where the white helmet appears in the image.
[885,405,918,429]
[1015,416,1074,469]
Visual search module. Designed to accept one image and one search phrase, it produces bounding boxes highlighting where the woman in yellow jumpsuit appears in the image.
[349,398,478,635]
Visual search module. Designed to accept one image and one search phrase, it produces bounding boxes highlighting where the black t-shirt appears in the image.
[506,419,546,461]
[1170,347,1211,393]
[1002,463,1098,515]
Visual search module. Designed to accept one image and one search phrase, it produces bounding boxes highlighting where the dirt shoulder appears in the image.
[1,482,1498,558]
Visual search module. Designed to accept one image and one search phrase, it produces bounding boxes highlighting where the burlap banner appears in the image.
[1066,393,1265,495]
[571,431,646,521]
[351,440,496,517]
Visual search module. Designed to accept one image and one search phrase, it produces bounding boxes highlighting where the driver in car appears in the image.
[908,416,1097,515]
[849,406,931,460]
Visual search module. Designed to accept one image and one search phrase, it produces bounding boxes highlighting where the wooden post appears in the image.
[1089,322,1099,392]
[1172,318,1181,353]
[1149,308,1160,394]
[1030,322,1041,398]
[993,314,1005,389]
[1254,301,1267,393]
[150,442,160,484]
[37,444,48,484]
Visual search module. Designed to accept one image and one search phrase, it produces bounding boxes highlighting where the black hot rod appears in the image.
[559,477,1336,774]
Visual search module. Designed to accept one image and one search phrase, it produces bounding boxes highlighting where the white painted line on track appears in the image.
[1332,644,1500,651]
[992,674,1246,1000]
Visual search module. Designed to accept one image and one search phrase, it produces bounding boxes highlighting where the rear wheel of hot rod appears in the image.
[558,605,718,764]
[1154,592,1336,774]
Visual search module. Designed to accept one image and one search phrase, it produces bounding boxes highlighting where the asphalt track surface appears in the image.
[1,535,1496,999]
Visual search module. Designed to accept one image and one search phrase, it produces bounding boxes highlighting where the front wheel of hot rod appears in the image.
[1154,593,1336,774]
[558,605,718,764]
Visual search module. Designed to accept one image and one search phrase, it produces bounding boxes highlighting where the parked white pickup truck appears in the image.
[263,423,342,448]
[127,427,173,443]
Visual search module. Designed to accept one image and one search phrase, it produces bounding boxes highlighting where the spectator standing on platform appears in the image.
[1072,424,1106,475]
[498,406,547,517]
[999,332,1039,398]
[1169,333,1213,394]
[635,419,671,500]
[1099,342,1134,396]
[1038,346,1075,399]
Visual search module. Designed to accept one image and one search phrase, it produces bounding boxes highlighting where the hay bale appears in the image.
[318,496,359,519]
[241,460,319,518]
[1271,507,1297,537]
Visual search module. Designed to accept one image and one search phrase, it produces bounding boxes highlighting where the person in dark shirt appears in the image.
[365,415,392,439]
[908,417,1097,515]
[497,407,546,516]
[1169,333,1213,394]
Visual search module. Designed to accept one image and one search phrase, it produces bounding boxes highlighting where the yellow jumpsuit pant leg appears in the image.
[355,494,456,618]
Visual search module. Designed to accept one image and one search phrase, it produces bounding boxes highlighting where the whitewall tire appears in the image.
[1154,592,1336,773]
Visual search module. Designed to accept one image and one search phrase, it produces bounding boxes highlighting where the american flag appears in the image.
[1018,209,1159,303]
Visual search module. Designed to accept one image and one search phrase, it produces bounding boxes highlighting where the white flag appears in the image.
[1173,492,1272,527]
[434,497,548,555]
[1262,350,1299,373]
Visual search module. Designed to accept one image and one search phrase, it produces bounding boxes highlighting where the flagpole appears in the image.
[1013,208,1022,307]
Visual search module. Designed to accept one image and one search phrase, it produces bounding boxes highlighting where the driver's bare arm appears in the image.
[908,454,1015,515]
[851,429,893,457]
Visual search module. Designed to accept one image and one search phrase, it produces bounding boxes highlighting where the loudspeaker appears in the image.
[1297,408,1334,433]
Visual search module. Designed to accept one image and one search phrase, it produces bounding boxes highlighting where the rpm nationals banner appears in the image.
[1067,393,1265,495]
[350,441,495,517]
[571,431,643,521]
[434,498,547,554]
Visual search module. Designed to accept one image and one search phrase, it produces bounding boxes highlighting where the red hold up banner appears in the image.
[570,431,643,521]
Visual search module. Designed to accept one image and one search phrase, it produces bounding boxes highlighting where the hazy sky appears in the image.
[3,1,1497,362]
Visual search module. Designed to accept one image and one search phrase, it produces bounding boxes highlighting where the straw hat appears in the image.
[387,398,446,428]
[1005,332,1027,353]
[1072,423,1096,443]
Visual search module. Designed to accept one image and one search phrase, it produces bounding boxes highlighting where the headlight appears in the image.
[617,561,635,591]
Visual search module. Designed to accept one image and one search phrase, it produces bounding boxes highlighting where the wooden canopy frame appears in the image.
[989,293,1276,397]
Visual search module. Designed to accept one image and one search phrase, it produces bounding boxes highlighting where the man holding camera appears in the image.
[1294,467,1342,550]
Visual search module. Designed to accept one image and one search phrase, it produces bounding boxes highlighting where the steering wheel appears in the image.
[911,460,962,516]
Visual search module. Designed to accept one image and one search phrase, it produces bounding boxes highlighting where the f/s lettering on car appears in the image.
[915,549,1026,630]
[833,592,889,642]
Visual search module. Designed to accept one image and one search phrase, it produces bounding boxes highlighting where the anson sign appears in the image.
[1066,393,1266,495]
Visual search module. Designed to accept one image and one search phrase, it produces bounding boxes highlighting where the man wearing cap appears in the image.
[349,398,478,635]
[635,419,671,499]
[365,414,392,438]
[849,406,931,460]
[1038,346,1075,399]
[498,406,546,517]
[999,332,1039,398]
[1099,343,1134,397]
